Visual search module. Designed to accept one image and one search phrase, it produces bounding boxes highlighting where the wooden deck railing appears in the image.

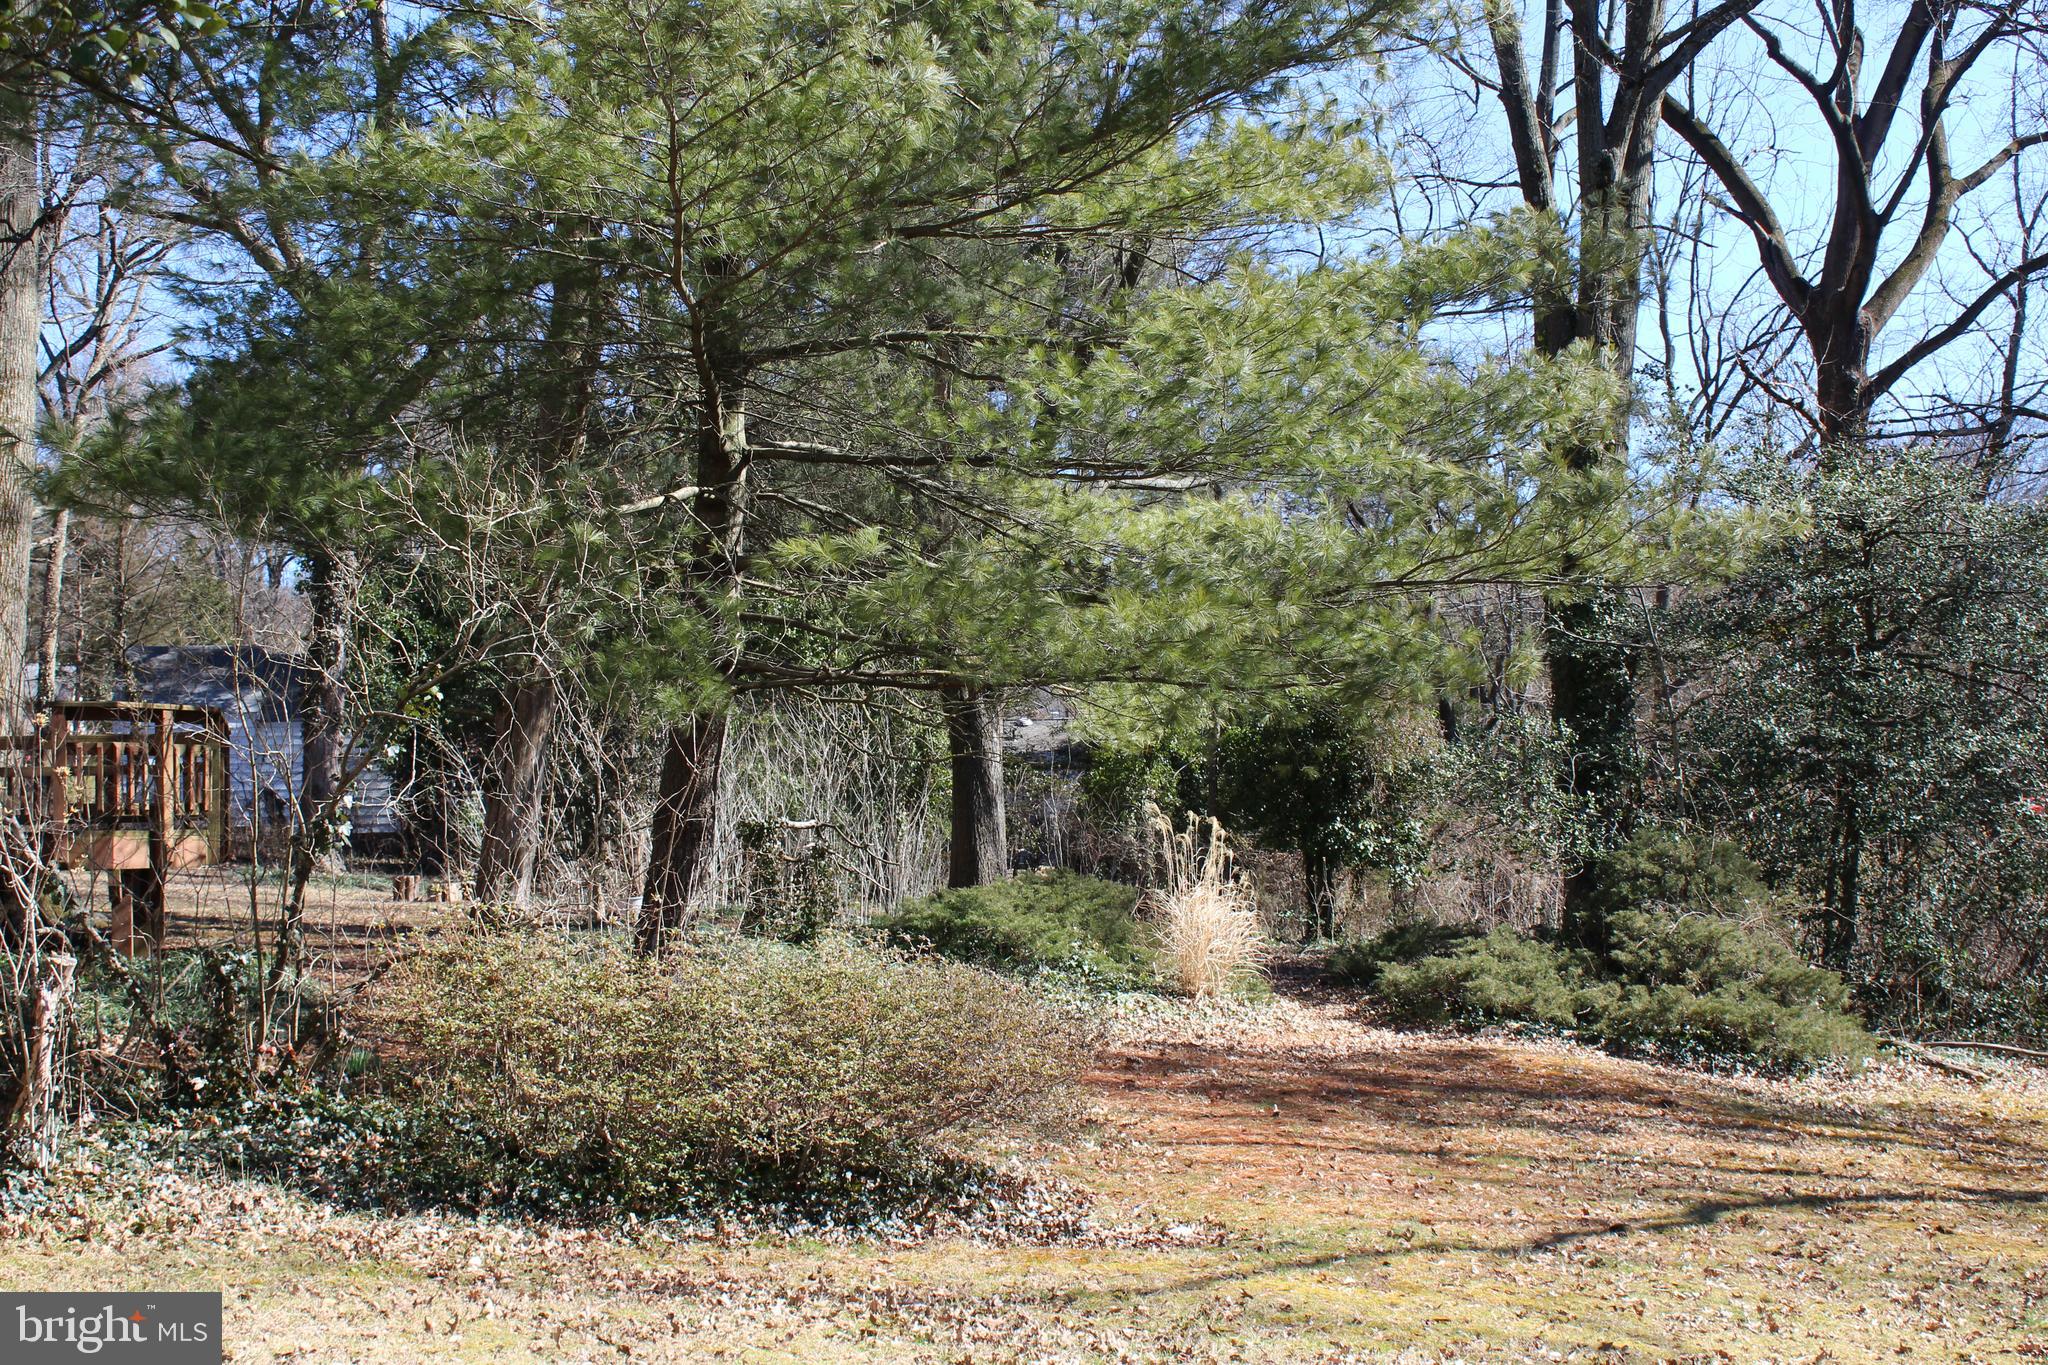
[2,702,230,871]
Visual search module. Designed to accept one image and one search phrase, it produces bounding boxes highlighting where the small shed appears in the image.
[121,646,400,849]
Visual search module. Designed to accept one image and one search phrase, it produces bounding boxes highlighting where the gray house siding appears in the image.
[123,646,402,841]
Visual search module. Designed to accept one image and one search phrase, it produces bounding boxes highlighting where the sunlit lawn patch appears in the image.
[4,994,2045,1362]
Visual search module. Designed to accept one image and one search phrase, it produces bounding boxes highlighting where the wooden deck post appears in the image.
[38,705,67,865]
[146,707,172,946]
[206,708,229,862]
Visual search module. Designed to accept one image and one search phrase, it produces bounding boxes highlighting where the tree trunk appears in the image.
[637,711,727,951]
[1494,0,1671,951]
[1812,309,1873,454]
[33,506,64,706]
[1303,847,1339,941]
[1,948,75,1172]
[638,271,748,951]
[0,96,40,719]
[298,552,348,820]
[108,518,133,696]
[472,239,598,905]
[1546,591,1640,950]
[1823,794,1861,972]
[1658,8,2045,464]
[943,686,1008,887]
[276,551,349,977]
[474,675,556,907]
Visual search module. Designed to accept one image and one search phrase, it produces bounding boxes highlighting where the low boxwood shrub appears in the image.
[1595,910,1876,1070]
[1374,928,1603,1031]
[363,932,1091,1212]
[1326,920,1482,989]
[875,870,1151,984]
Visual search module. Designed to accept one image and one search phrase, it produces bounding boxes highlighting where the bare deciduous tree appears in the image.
[1478,0,1758,942]
[35,147,176,704]
[1662,0,2048,449]
[0,82,42,716]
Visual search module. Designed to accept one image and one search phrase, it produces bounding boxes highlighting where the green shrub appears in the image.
[1365,913,1875,1073]
[1596,910,1875,1070]
[165,1086,601,1216]
[1604,908,1842,1001]
[160,1083,1056,1225]
[368,932,1091,1211]
[875,871,1150,984]
[1595,984,1874,1073]
[1326,920,1482,988]
[1374,928,1600,1031]
[1590,828,1780,922]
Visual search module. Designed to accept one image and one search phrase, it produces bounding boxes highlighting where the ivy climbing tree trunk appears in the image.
[943,686,1008,887]
[1480,0,1756,948]
[1546,589,1642,942]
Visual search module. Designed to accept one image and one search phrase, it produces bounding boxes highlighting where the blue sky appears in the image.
[1358,0,2048,464]
[42,0,2048,477]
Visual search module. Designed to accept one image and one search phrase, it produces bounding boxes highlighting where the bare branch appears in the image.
[1869,248,2048,398]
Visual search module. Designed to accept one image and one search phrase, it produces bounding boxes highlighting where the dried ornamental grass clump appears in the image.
[1143,808,1268,999]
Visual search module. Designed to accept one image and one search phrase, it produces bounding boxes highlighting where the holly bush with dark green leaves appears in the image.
[1674,453,2048,1040]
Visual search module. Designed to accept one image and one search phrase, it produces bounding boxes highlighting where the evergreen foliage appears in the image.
[1374,929,1594,1032]
[63,0,1655,731]
[1326,920,1481,989]
[1081,700,1441,939]
[1597,912,1875,1072]
[1366,922,1873,1073]
[1675,454,2048,1037]
[1207,704,1432,939]
[1348,832,1875,1072]
[877,871,1151,985]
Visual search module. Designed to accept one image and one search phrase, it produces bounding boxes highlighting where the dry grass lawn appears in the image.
[6,973,2045,1363]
